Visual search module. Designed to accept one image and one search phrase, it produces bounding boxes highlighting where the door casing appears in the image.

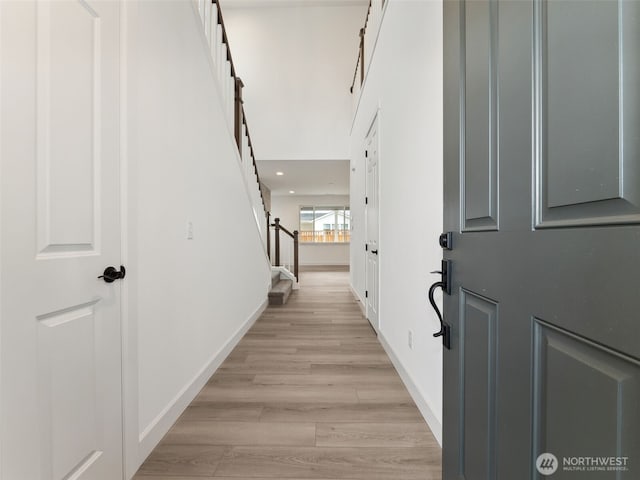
[365,111,380,332]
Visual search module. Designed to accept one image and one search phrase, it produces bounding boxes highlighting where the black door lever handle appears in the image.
[371,250,378,255]
[98,265,126,283]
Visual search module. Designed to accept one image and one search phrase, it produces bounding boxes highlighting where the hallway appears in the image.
[134,268,441,479]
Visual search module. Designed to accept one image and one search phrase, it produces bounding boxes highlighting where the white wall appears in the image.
[271,195,350,266]
[223,5,366,161]
[125,1,271,475]
[349,0,444,443]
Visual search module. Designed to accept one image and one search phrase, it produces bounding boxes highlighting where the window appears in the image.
[299,206,351,243]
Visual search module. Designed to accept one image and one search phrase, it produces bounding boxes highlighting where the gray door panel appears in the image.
[533,321,640,473]
[462,0,498,232]
[460,290,498,480]
[443,1,640,479]
[535,0,640,227]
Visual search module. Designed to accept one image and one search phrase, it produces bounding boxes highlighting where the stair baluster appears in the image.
[270,218,299,282]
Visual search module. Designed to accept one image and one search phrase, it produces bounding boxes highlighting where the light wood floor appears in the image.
[134,269,442,480]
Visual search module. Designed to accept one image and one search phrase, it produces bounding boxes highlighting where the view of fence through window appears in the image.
[300,206,351,243]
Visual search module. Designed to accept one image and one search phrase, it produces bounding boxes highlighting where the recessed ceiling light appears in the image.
[276,171,284,176]
[289,190,295,194]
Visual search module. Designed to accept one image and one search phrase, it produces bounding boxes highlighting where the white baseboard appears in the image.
[378,333,443,446]
[136,298,268,464]
[299,262,350,266]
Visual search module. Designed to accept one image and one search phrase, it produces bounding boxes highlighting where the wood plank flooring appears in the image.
[134,268,441,480]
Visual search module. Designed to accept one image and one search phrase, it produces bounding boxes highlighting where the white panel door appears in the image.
[0,1,123,479]
[365,118,379,331]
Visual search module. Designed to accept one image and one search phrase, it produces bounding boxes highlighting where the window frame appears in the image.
[299,205,351,244]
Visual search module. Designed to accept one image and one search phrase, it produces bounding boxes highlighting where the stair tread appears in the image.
[269,279,293,296]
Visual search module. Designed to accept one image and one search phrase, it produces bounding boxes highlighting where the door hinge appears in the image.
[365,244,368,251]
[365,290,368,298]
[365,150,368,157]
[365,196,368,205]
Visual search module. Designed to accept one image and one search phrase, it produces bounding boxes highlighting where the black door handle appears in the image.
[428,280,450,349]
[428,260,452,349]
[98,265,126,283]
[371,249,378,255]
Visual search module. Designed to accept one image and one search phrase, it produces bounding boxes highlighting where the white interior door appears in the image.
[1,1,123,479]
[365,118,379,331]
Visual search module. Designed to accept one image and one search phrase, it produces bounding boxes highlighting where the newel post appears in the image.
[293,230,299,281]
[266,211,271,261]
[274,217,281,267]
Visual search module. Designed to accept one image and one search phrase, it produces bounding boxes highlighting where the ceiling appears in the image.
[222,0,369,8]
[258,160,350,196]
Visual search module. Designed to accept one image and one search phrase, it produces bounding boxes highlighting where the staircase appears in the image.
[195,3,294,305]
[268,270,293,305]
[267,218,299,305]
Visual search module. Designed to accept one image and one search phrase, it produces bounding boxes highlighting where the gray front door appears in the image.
[442,1,640,479]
